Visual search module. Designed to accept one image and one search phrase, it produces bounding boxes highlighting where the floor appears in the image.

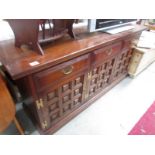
[2,61,155,135]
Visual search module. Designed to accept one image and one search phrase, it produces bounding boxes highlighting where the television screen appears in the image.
[88,19,137,32]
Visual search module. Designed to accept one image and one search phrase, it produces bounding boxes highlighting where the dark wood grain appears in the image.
[6,19,76,55]
[33,54,90,91]
[0,25,146,80]
[0,24,147,134]
[0,74,15,132]
[39,73,128,134]
[0,74,24,134]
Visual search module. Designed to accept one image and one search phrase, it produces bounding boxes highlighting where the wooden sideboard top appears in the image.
[0,25,147,80]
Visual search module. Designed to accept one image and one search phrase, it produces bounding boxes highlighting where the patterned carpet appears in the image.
[129,101,155,135]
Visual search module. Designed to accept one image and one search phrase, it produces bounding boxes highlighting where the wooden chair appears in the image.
[0,74,24,135]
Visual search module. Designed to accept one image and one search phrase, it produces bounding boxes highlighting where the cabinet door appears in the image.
[87,57,117,98]
[33,54,90,130]
[87,42,122,98]
[112,39,133,81]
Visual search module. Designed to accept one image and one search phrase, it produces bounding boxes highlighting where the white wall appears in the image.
[0,20,14,41]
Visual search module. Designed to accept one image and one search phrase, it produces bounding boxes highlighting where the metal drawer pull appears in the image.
[107,48,112,55]
[62,66,73,75]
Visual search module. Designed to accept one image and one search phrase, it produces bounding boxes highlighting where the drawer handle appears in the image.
[62,66,73,75]
[107,48,112,55]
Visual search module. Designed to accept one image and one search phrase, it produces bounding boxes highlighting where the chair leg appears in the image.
[13,117,24,135]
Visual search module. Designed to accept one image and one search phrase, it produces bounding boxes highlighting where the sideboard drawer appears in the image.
[33,54,90,90]
[122,39,131,51]
[92,42,122,66]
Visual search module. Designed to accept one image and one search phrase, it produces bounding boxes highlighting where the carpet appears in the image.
[129,101,155,135]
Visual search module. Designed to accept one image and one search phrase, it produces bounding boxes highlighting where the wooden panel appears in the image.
[88,57,116,98]
[33,54,90,91]
[92,42,122,66]
[0,25,147,80]
[122,39,131,51]
[36,74,85,130]
[112,49,133,81]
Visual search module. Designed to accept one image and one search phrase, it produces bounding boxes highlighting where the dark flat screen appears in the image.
[96,19,136,29]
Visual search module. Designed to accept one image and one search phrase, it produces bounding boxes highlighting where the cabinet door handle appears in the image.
[107,48,112,55]
[62,66,74,75]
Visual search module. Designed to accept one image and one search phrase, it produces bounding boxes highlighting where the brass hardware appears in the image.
[82,74,87,102]
[88,72,92,80]
[83,86,88,99]
[83,80,87,96]
[83,83,88,99]
[107,48,112,55]
[84,71,92,99]
[85,93,89,99]
[82,72,92,101]
[62,66,73,75]
[42,120,47,129]
[36,98,44,109]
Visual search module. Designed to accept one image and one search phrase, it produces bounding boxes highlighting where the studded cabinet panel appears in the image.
[112,49,132,81]
[86,46,132,99]
[37,74,85,130]
[88,57,116,98]
[32,38,134,132]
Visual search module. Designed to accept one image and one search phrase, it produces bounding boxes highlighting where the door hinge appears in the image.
[84,72,92,99]
[36,98,44,110]
[85,93,89,100]
[88,72,92,80]
[42,120,48,129]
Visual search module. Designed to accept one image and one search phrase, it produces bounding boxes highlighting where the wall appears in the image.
[0,20,14,41]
